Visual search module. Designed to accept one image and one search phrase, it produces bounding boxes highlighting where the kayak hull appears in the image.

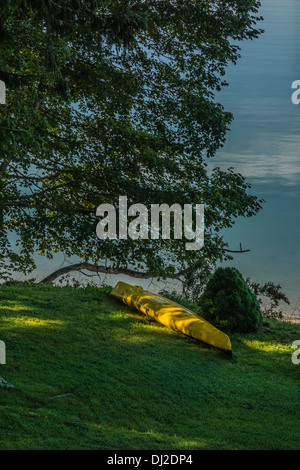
[110,281,231,353]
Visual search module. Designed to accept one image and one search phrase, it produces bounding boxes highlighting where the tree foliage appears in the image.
[0,1,264,282]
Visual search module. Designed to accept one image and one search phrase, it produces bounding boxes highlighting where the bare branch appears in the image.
[39,262,156,284]
[39,240,250,285]
[224,248,250,253]
[224,242,249,253]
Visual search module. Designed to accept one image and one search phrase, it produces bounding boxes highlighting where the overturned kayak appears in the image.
[110,281,231,354]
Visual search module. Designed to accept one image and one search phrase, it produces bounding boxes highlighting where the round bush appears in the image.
[198,267,262,333]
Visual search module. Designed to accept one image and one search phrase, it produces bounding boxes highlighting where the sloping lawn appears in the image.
[0,282,299,450]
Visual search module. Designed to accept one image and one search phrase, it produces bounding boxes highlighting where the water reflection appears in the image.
[212,0,300,313]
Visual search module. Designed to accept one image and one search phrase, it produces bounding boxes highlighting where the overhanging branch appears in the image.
[224,243,249,253]
[39,242,250,284]
[39,262,155,284]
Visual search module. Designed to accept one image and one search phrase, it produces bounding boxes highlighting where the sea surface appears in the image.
[8,0,300,314]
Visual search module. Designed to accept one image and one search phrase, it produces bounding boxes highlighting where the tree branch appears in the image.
[39,243,250,285]
[0,79,45,176]
[224,248,250,253]
[3,200,92,215]
[39,262,155,284]
[224,243,249,253]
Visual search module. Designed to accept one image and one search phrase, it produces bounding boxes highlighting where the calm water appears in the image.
[211,0,300,314]
[9,0,300,313]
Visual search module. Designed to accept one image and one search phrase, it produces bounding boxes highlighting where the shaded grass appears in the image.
[0,282,299,450]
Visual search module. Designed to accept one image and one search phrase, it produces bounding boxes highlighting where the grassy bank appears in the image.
[0,282,299,450]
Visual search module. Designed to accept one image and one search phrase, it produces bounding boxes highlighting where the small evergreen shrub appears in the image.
[198,267,262,332]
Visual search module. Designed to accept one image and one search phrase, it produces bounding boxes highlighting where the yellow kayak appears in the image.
[110,281,232,354]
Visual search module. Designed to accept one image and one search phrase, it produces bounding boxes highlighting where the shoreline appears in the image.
[1,276,300,322]
[280,313,300,324]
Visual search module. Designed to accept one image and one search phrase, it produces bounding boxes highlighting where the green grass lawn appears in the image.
[0,282,299,450]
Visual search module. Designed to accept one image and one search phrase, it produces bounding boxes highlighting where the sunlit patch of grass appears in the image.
[0,302,31,311]
[2,317,64,328]
[242,339,294,354]
[0,282,299,450]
